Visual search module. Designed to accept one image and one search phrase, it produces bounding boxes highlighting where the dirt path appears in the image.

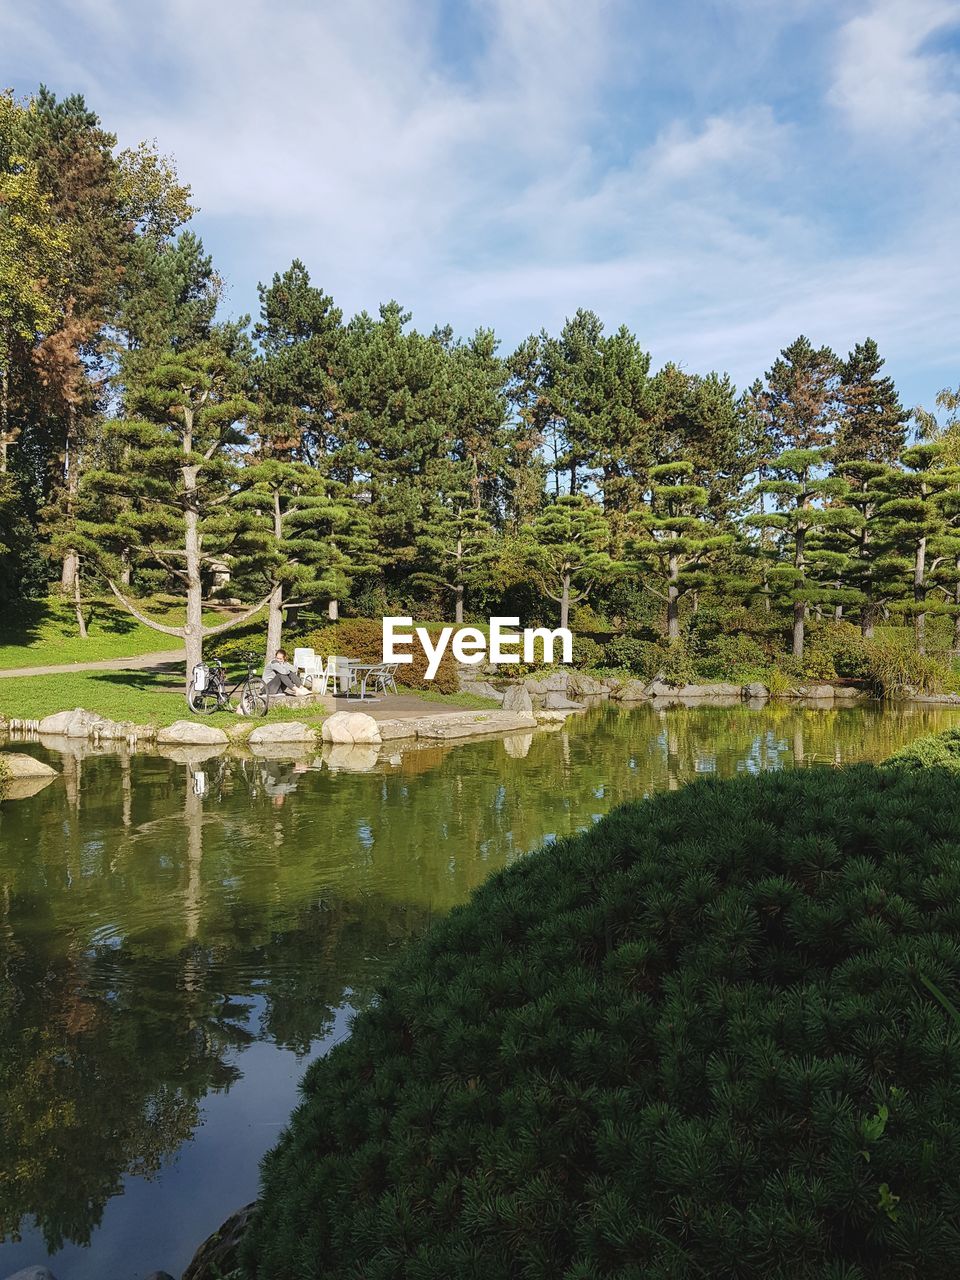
[0,649,185,679]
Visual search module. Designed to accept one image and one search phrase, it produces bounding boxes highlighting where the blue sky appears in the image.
[2,0,958,408]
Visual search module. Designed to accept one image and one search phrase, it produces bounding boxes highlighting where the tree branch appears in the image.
[201,596,272,637]
[106,581,186,637]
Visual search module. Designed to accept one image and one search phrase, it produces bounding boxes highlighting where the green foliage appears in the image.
[245,764,960,1279]
[863,632,949,698]
[604,634,660,677]
[570,633,605,669]
[885,727,960,772]
[693,631,769,680]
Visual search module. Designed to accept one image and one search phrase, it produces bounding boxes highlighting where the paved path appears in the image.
[0,649,185,679]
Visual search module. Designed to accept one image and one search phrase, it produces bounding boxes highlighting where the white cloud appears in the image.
[1,0,958,407]
[830,0,960,139]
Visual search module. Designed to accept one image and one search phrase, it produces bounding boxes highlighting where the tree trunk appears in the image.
[73,561,87,638]
[327,598,339,621]
[182,411,203,681]
[60,403,80,593]
[954,560,960,654]
[266,580,284,660]
[861,603,875,639]
[0,361,10,473]
[666,551,680,641]
[560,570,571,630]
[120,548,132,587]
[914,536,927,656]
[793,517,806,660]
[265,493,284,658]
[455,584,464,625]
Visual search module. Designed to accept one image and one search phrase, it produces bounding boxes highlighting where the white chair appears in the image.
[293,647,318,679]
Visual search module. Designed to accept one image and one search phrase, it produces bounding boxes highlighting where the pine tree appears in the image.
[871,443,950,654]
[83,339,269,678]
[410,489,496,624]
[628,460,733,641]
[520,493,618,629]
[835,337,909,465]
[748,448,856,659]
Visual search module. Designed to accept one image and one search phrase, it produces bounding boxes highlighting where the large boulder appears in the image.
[155,721,229,745]
[321,711,382,746]
[567,672,609,698]
[648,681,744,700]
[788,684,835,700]
[37,707,105,737]
[523,672,570,695]
[834,686,869,702]
[416,711,536,740]
[536,708,575,724]
[0,752,58,779]
[543,691,586,711]
[611,679,649,702]
[247,721,317,745]
[744,682,769,700]
[501,683,533,718]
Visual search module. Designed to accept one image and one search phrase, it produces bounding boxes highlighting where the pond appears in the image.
[2,700,959,1280]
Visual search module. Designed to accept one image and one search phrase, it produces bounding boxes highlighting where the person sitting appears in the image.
[263,649,308,696]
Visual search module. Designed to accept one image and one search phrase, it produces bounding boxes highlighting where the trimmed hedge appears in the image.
[245,764,960,1279]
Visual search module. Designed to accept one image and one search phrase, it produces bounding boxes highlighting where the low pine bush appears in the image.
[885,727,960,772]
[244,765,960,1279]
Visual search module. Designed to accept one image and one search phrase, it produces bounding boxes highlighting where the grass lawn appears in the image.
[410,687,502,710]
[0,596,266,670]
[0,669,323,729]
[0,668,501,729]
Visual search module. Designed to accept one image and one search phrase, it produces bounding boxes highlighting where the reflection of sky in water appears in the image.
[4,700,960,1280]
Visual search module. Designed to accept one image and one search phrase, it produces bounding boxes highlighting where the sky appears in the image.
[1,0,958,408]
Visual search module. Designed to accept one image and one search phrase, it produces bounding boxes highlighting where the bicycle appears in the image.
[188,651,269,717]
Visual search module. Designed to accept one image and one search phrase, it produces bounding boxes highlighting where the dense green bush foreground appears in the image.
[245,764,960,1280]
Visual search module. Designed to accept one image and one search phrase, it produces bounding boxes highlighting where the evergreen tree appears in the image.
[835,338,909,465]
[748,448,855,659]
[520,493,618,629]
[410,489,496,624]
[628,460,734,641]
[83,339,269,677]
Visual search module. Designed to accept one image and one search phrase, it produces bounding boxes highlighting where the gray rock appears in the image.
[0,752,58,779]
[743,682,769,699]
[649,682,744,699]
[3,1268,59,1280]
[523,671,570,695]
[611,679,649,702]
[788,684,835,700]
[416,711,537,740]
[567,672,608,697]
[459,680,504,703]
[247,721,317,745]
[155,720,229,746]
[833,686,869,701]
[37,707,105,737]
[321,711,382,745]
[501,683,533,718]
[543,691,586,711]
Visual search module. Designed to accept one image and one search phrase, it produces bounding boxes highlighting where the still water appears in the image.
[2,701,959,1280]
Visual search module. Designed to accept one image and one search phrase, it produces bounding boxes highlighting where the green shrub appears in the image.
[571,634,605,669]
[694,632,769,680]
[244,765,960,1279]
[300,618,460,693]
[885,727,960,772]
[863,633,949,699]
[604,634,658,676]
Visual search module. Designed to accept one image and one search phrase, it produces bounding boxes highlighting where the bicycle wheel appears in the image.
[188,687,220,715]
[240,676,269,717]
